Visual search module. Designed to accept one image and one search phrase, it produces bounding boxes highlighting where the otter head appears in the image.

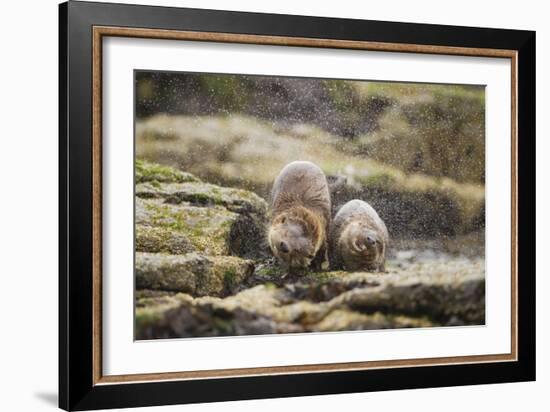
[340,222,385,271]
[268,214,318,269]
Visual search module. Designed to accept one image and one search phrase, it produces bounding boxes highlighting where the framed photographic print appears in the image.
[59,1,535,410]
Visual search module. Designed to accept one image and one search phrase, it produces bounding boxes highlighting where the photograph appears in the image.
[133,71,486,339]
[54,1,536,410]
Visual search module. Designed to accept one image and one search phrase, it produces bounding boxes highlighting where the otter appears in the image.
[329,199,389,272]
[268,161,331,271]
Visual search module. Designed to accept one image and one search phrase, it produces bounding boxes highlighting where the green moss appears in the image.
[184,192,217,205]
[136,159,200,184]
[199,75,251,109]
[361,173,397,189]
[210,318,230,334]
[354,82,484,104]
[136,109,483,239]
[302,271,347,284]
[323,80,357,112]
[255,265,285,278]
[140,200,237,255]
[223,268,238,290]
[193,255,254,296]
[136,225,195,254]
[348,167,484,236]
[135,301,181,336]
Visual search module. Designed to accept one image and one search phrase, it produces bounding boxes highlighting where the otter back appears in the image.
[270,161,331,222]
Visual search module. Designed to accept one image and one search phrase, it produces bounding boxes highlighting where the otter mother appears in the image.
[268,161,331,271]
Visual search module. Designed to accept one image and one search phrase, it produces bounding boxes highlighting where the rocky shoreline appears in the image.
[134,160,485,339]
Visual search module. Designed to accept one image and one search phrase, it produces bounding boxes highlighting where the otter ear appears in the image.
[281,216,286,224]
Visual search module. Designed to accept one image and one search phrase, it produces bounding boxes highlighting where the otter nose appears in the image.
[279,241,290,253]
[366,235,376,246]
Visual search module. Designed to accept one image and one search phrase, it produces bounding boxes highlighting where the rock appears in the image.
[355,86,485,183]
[136,115,485,238]
[134,169,269,258]
[136,181,267,215]
[136,225,196,254]
[135,253,484,339]
[330,171,485,238]
[137,302,302,340]
[331,273,484,325]
[135,285,435,339]
[131,161,485,339]
[136,158,200,184]
[135,289,178,308]
[314,310,432,332]
[135,73,485,167]
[135,293,191,338]
[135,252,255,297]
[136,198,240,256]
[325,260,485,325]
[136,196,267,258]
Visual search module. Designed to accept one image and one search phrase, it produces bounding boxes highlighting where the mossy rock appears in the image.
[135,165,269,258]
[136,115,484,238]
[136,196,267,258]
[135,252,484,339]
[325,261,485,325]
[136,252,255,297]
[136,181,267,215]
[136,159,200,184]
[135,289,179,308]
[136,198,238,256]
[314,310,433,332]
[136,225,196,254]
[134,292,195,338]
[350,84,485,183]
[331,171,484,238]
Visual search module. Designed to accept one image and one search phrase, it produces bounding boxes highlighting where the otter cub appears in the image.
[330,199,389,272]
[268,161,331,271]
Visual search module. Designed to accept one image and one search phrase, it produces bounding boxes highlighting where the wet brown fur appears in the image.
[269,161,331,270]
[329,199,389,272]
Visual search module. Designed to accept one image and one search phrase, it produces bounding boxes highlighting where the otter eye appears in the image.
[281,217,286,224]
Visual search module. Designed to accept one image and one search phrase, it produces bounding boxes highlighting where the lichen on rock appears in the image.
[135,253,484,339]
[136,198,239,256]
[136,181,267,215]
[136,252,255,297]
[136,225,196,255]
[136,158,200,184]
[134,170,268,258]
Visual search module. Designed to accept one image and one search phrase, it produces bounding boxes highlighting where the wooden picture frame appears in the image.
[59,1,535,410]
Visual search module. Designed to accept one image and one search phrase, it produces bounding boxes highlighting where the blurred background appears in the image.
[135,71,485,250]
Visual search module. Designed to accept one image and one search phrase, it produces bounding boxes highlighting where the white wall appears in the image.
[0,1,546,411]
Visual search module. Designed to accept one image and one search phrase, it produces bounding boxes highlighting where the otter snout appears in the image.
[279,241,290,254]
[354,234,376,251]
[268,222,315,269]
